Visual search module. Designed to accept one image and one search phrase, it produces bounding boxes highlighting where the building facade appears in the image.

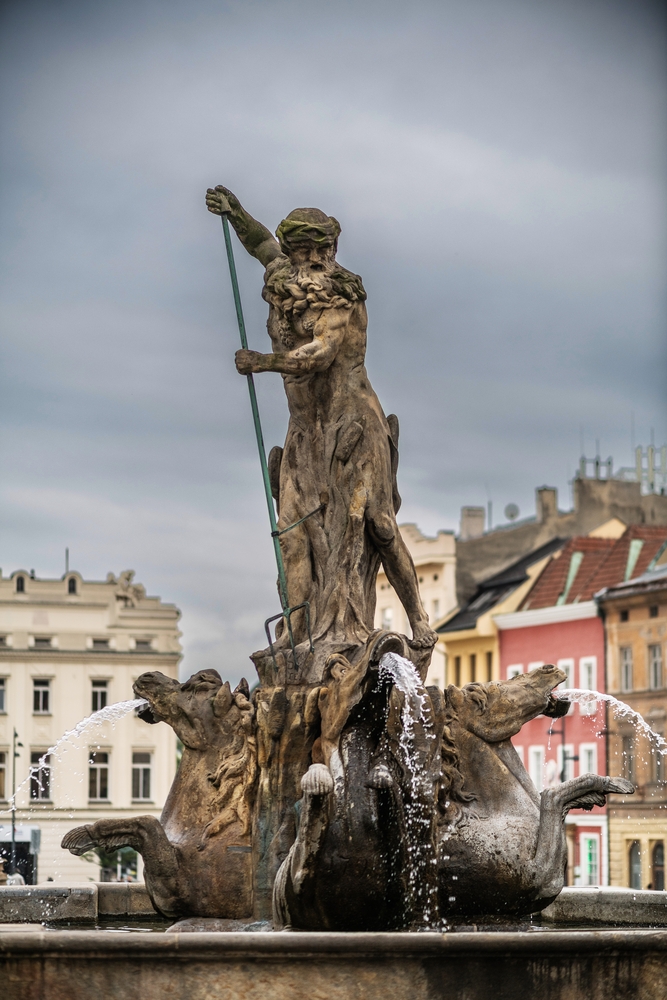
[436,538,564,688]
[0,568,181,883]
[597,546,667,889]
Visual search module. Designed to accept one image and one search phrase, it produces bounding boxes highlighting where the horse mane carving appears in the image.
[203,685,257,841]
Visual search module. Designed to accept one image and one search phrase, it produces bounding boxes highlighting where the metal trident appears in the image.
[216,201,314,671]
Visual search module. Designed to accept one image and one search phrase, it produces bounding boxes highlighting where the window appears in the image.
[652,842,665,891]
[91,680,108,713]
[132,752,152,800]
[0,678,5,713]
[622,735,635,783]
[650,605,659,619]
[16,576,24,593]
[620,647,633,692]
[529,746,545,792]
[556,658,574,687]
[528,661,544,672]
[507,664,523,680]
[33,636,52,649]
[580,835,599,886]
[513,744,525,765]
[579,657,597,715]
[68,577,77,595]
[134,640,152,651]
[579,744,598,776]
[0,752,6,799]
[432,600,440,620]
[650,729,664,784]
[649,645,663,690]
[629,841,642,889]
[0,636,7,647]
[620,610,629,623]
[486,651,493,682]
[380,608,393,630]
[33,679,50,714]
[470,653,476,682]
[557,743,576,782]
[454,656,461,687]
[88,752,109,800]
[557,659,575,714]
[30,752,51,800]
[92,638,110,651]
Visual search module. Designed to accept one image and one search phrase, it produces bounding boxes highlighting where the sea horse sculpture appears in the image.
[436,664,634,916]
[62,670,257,919]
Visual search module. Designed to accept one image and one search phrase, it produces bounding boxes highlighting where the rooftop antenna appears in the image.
[215,196,315,673]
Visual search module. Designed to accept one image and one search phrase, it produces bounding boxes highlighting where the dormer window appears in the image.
[134,639,152,652]
[16,576,25,593]
[33,636,53,649]
[92,638,110,651]
[68,577,77,595]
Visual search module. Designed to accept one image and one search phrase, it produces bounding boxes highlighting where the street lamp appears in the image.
[549,715,579,783]
[10,729,23,875]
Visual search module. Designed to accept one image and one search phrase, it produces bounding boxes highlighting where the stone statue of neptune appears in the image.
[206,186,437,678]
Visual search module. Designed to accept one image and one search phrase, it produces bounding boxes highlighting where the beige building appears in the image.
[597,540,667,889]
[374,523,456,689]
[0,567,181,883]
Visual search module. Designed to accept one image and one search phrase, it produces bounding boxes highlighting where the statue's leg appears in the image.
[369,510,436,648]
[62,816,181,916]
[532,775,634,901]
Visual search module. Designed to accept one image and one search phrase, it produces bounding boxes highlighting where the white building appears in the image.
[0,567,181,883]
[374,524,456,689]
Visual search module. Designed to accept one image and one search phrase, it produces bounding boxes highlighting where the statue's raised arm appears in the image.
[206,185,282,267]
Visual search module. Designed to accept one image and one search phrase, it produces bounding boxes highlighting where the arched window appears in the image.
[653,842,664,892]
[68,577,77,595]
[629,841,642,889]
[16,576,25,593]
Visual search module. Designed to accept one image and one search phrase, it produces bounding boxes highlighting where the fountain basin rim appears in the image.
[1,928,667,958]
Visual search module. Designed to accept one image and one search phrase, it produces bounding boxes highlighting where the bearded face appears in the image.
[288,242,337,276]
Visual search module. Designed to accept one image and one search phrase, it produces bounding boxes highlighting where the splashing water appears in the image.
[1,698,148,814]
[378,652,438,928]
[558,689,667,757]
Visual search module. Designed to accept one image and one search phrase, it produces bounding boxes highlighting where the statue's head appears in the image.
[276,207,341,270]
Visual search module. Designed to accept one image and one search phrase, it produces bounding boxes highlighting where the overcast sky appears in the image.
[1,0,665,684]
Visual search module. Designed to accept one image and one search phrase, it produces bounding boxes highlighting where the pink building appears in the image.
[495,526,667,886]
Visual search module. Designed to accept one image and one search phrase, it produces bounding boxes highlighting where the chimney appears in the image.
[460,506,485,540]
[536,487,558,524]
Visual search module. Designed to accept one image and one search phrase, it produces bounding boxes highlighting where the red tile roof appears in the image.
[521,526,667,610]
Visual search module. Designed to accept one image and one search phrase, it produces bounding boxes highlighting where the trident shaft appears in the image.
[217,208,314,669]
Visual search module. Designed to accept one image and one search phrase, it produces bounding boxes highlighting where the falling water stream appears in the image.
[378,652,438,927]
[1,698,148,815]
[557,689,667,756]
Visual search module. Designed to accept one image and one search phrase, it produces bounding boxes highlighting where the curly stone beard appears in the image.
[263,249,366,345]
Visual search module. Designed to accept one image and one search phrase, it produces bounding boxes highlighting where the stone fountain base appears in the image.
[1,925,666,1000]
[2,885,667,999]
